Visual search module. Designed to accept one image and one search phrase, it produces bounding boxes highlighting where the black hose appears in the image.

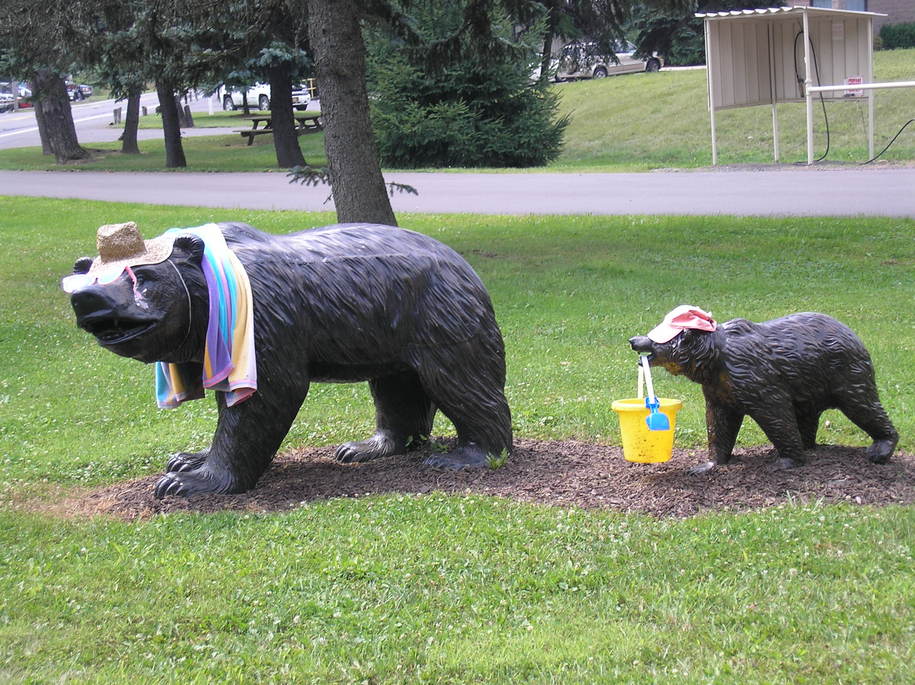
[860,118,915,165]
[793,30,830,164]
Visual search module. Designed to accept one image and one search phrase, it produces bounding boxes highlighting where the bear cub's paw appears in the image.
[688,460,718,475]
[866,438,896,464]
[773,456,802,470]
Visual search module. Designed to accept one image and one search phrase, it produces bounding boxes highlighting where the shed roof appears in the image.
[696,6,885,21]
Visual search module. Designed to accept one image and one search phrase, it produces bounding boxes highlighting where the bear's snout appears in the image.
[629,336,654,354]
[71,285,119,326]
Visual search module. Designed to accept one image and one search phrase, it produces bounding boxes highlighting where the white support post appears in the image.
[866,17,875,160]
[868,90,875,159]
[768,23,779,163]
[771,104,780,163]
[704,19,718,165]
[803,9,814,165]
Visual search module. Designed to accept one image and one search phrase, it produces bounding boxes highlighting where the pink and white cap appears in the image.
[647,305,717,343]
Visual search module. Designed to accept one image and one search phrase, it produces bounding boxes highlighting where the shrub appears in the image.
[880,22,915,50]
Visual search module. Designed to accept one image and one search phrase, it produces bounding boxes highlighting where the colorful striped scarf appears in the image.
[155,224,257,408]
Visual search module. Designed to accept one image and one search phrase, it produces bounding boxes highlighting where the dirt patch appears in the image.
[40,439,915,520]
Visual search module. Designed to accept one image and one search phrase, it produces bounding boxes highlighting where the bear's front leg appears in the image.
[690,396,743,474]
[155,386,308,498]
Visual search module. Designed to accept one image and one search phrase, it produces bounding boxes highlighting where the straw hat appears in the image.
[85,222,176,277]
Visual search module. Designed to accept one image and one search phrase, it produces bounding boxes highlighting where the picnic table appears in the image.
[235,113,323,145]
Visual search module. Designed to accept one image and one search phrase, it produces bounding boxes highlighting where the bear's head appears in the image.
[66,234,208,365]
[629,306,720,383]
[629,329,721,381]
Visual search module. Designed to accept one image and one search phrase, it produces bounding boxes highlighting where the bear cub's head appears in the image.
[629,305,720,382]
[67,235,208,364]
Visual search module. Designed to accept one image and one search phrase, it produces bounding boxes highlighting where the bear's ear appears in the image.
[172,235,205,265]
[73,257,93,274]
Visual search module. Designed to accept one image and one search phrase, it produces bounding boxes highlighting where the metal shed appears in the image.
[698,5,885,165]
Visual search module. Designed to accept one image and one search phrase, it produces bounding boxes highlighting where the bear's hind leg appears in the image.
[336,373,435,463]
[411,340,512,470]
[751,396,806,469]
[836,397,898,464]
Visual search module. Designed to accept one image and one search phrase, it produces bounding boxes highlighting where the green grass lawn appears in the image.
[1,198,913,681]
[1,48,910,173]
[0,131,328,172]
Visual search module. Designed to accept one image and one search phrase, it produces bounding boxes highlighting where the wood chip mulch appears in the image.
[41,439,915,521]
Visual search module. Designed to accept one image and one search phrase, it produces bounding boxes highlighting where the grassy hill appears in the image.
[553,47,915,170]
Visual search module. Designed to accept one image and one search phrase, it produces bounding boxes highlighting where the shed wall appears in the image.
[707,13,873,111]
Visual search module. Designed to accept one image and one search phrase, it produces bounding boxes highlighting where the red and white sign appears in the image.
[844,76,864,97]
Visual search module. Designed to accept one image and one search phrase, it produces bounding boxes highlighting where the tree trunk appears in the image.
[540,0,559,84]
[33,99,52,155]
[32,71,89,163]
[156,79,187,168]
[121,87,141,155]
[306,0,397,226]
[268,63,306,168]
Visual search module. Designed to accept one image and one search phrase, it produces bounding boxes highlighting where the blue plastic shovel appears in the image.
[640,355,670,431]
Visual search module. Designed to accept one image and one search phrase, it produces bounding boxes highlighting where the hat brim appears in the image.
[647,323,683,344]
[86,234,177,278]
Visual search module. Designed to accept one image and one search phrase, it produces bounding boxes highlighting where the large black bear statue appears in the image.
[629,306,898,473]
[65,221,513,497]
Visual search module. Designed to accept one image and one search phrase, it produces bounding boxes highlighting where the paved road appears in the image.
[0,92,227,149]
[1,167,913,217]
[1,93,913,217]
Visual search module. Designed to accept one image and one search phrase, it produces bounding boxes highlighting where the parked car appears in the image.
[0,91,14,113]
[222,83,311,111]
[553,40,662,81]
[65,82,93,101]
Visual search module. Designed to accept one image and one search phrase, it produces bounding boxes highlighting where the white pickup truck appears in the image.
[222,83,311,111]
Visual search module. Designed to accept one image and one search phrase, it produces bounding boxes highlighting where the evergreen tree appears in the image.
[367,2,568,168]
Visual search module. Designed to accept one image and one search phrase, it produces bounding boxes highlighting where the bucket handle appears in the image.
[639,355,670,431]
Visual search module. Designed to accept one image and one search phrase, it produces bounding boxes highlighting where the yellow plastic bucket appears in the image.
[611,397,683,463]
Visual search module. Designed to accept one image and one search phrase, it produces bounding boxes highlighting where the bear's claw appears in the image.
[154,467,238,498]
[335,432,402,463]
[166,450,208,473]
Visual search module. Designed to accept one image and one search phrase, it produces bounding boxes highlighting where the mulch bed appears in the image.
[49,439,915,520]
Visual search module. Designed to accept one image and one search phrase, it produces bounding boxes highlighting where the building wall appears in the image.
[792,1,915,31]
[870,1,915,31]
